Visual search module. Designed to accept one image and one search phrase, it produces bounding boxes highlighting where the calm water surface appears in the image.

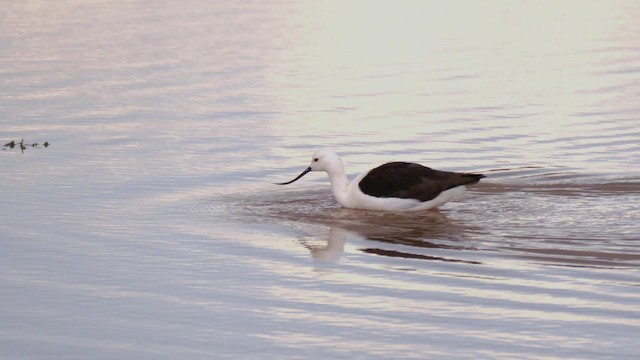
[1,1,640,359]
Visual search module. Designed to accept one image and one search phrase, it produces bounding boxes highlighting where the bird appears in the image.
[276,148,485,211]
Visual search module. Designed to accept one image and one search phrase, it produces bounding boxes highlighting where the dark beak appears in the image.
[276,166,312,185]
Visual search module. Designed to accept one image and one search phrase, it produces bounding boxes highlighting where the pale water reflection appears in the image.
[293,210,476,263]
[2,1,640,359]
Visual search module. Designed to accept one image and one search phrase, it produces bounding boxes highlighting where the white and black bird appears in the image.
[277,149,485,211]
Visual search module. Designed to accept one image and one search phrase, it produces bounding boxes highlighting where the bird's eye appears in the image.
[314,158,319,162]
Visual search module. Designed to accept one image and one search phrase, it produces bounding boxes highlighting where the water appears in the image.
[1,1,640,359]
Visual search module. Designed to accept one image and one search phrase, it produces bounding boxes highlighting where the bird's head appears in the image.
[276,148,343,185]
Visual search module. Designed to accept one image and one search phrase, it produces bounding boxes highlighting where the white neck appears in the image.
[327,169,350,207]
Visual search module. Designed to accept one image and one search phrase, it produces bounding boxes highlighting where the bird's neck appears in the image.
[327,169,350,207]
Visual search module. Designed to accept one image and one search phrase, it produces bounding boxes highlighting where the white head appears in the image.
[276,148,344,185]
[308,148,343,173]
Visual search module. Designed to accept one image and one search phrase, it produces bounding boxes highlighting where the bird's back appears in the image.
[358,162,485,202]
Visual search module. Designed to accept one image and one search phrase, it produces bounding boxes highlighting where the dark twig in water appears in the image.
[3,139,50,153]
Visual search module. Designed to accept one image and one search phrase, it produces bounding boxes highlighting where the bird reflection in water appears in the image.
[298,209,482,265]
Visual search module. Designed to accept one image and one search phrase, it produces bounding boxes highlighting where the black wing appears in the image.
[358,162,485,202]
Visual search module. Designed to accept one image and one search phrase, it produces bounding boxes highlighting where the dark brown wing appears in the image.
[358,162,485,202]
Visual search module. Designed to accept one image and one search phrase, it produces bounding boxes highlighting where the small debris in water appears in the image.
[3,139,50,153]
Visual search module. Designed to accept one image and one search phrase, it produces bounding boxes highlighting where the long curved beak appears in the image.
[276,166,312,185]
